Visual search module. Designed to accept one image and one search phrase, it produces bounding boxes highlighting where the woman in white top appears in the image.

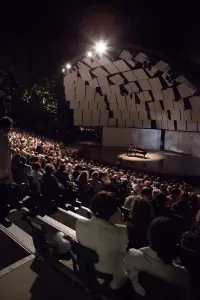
[30,162,43,193]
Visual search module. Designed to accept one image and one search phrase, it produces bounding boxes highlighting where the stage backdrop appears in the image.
[165,131,200,157]
[102,128,161,150]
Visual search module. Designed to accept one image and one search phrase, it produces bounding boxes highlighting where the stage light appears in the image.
[94,40,107,55]
[66,63,71,69]
[62,68,65,73]
[87,51,93,57]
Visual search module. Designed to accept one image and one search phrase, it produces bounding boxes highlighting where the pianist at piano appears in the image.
[126,144,147,158]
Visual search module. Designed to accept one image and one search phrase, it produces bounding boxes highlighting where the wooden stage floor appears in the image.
[79,146,200,179]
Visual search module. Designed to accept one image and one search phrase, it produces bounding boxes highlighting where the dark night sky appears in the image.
[0,0,199,79]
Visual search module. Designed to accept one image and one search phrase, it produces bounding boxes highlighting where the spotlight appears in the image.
[62,68,65,73]
[94,40,107,55]
[87,51,93,57]
[66,63,71,69]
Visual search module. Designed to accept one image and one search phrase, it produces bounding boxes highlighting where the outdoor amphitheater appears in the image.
[0,44,199,300]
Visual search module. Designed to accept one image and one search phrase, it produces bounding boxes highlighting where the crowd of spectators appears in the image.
[0,119,199,299]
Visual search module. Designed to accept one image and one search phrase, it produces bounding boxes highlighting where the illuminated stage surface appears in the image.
[78,145,200,179]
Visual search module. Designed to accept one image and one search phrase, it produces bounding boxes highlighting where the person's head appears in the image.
[91,171,99,181]
[189,193,199,208]
[179,192,189,203]
[129,198,154,228]
[44,163,55,174]
[91,191,119,221]
[78,171,89,185]
[141,187,152,201]
[99,171,106,183]
[148,217,178,264]
[32,162,42,171]
[154,192,167,207]
[59,164,66,172]
[171,188,181,201]
[0,116,13,133]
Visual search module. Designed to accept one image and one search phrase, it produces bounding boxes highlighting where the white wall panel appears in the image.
[102,128,161,149]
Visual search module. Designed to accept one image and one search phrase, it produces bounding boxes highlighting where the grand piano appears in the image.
[126,144,147,158]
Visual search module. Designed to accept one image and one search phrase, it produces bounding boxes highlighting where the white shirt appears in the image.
[30,170,43,193]
[76,216,128,289]
[124,247,192,300]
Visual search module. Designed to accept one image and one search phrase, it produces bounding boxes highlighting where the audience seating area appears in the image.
[2,129,200,299]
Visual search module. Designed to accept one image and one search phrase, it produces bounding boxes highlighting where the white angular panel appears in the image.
[88,78,99,88]
[134,52,148,63]
[150,111,156,120]
[187,122,197,132]
[142,120,151,128]
[129,82,139,92]
[152,89,164,100]
[97,76,111,95]
[113,110,122,119]
[83,57,100,68]
[70,101,79,109]
[110,85,121,96]
[126,94,136,109]
[177,83,192,98]
[177,121,186,131]
[133,120,143,128]
[161,120,168,129]
[167,120,175,130]
[91,111,100,126]
[137,92,146,102]
[95,55,112,66]
[155,61,169,72]
[123,71,137,82]
[103,63,119,74]
[79,101,89,109]
[129,110,139,119]
[181,110,192,121]
[75,79,85,102]
[143,91,152,101]
[138,79,151,91]
[170,110,180,121]
[109,74,124,85]
[82,109,91,126]
[89,102,98,110]
[176,76,186,83]
[149,78,163,90]
[108,118,117,127]
[92,67,109,77]
[148,101,156,111]
[126,119,134,127]
[113,60,130,72]
[121,110,130,120]
[119,50,132,61]
[117,119,126,127]
[173,100,184,111]
[189,96,200,109]
[74,109,83,126]
[145,67,158,77]
[162,99,174,110]
[192,110,200,122]
[156,120,162,129]
[78,67,92,82]
[85,86,96,103]
[198,123,200,132]
[127,60,136,67]
[154,101,162,110]
[139,111,148,120]
[163,88,175,101]
[124,84,133,94]
[136,102,146,111]
[133,69,149,80]
[161,110,168,120]
[155,110,163,120]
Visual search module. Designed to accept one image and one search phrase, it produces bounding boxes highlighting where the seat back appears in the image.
[70,239,113,292]
[28,217,58,263]
[138,271,180,300]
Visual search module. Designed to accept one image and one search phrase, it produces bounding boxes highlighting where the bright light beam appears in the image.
[66,63,71,69]
[87,51,93,57]
[94,41,107,55]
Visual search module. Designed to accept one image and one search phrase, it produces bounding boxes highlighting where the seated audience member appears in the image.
[53,164,70,187]
[76,191,128,290]
[152,193,171,217]
[89,171,103,194]
[125,217,192,300]
[77,170,92,207]
[189,193,200,220]
[11,154,25,184]
[181,210,200,253]
[126,198,154,249]
[166,188,180,207]
[21,157,32,176]
[140,187,152,202]
[172,192,192,220]
[30,162,43,193]
[41,164,59,201]
[119,179,131,205]
[124,195,135,209]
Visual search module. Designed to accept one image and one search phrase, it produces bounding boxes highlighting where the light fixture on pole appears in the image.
[94,40,107,55]
[87,51,93,57]
[66,63,71,70]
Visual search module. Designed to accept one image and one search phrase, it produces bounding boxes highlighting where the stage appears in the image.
[78,145,200,180]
